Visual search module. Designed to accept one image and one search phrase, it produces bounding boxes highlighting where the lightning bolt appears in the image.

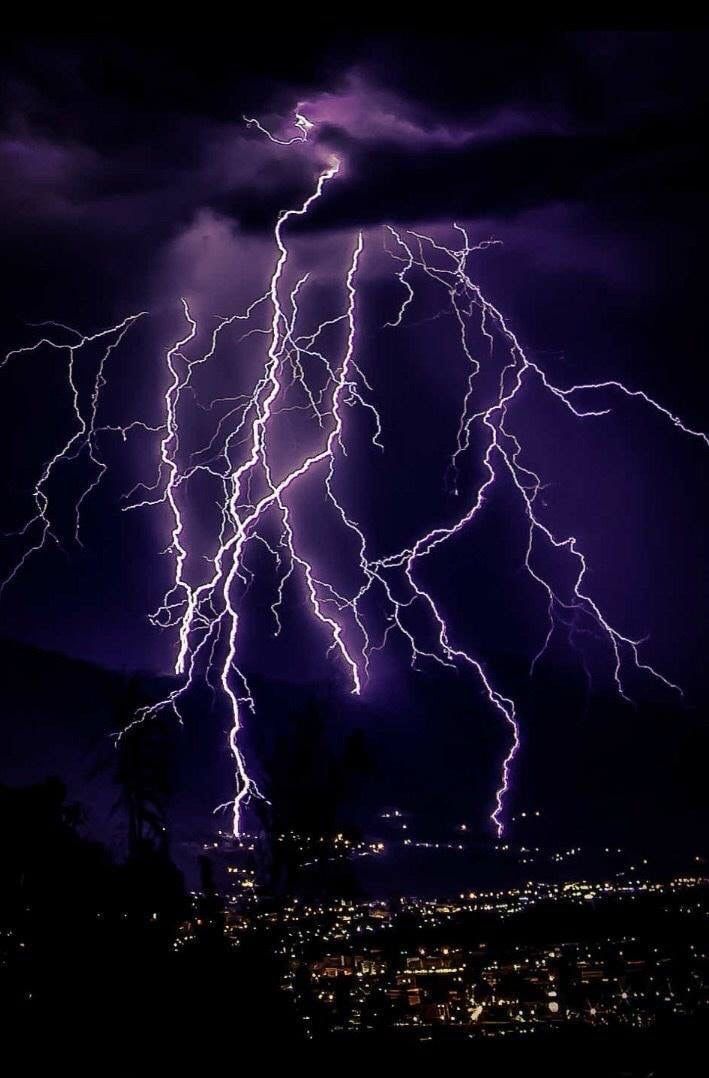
[0,312,149,593]
[243,107,313,145]
[118,155,370,834]
[3,109,705,839]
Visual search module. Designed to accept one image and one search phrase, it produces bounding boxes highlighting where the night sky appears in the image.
[0,25,707,856]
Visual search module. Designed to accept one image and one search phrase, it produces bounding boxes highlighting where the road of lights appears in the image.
[1,109,705,836]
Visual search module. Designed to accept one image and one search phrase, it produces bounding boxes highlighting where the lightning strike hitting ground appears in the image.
[2,109,706,837]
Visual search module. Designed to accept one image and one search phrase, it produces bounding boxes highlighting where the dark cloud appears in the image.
[2,32,706,237]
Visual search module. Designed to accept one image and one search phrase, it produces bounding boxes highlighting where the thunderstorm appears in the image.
[1,107,705,840]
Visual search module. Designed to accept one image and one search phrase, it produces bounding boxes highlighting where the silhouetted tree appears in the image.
[112,674,173,857]
[257,694,374,897]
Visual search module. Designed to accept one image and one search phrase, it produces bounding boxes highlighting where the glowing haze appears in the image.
[1,94,706,837]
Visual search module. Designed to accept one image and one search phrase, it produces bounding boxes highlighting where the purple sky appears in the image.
[0,28,706,848]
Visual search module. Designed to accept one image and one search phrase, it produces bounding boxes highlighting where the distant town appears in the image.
[177,819,709,1041]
